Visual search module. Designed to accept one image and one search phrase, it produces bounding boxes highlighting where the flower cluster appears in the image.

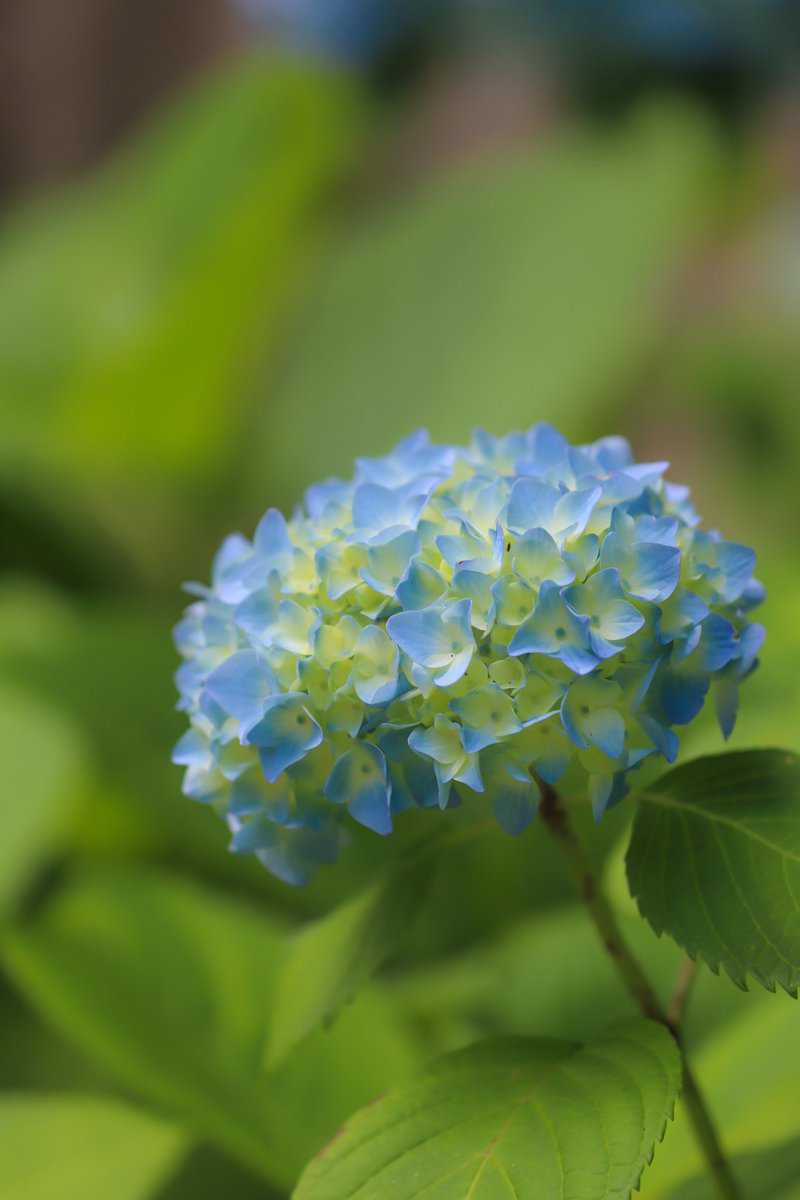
[173,425,764,884]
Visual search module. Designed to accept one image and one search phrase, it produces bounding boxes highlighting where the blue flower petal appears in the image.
[245,693,323,781]
[204,651,274,724]
[324,743,392,835]
[484,753,539,835]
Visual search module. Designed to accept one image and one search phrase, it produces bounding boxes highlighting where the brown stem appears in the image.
[538,782,741,1200]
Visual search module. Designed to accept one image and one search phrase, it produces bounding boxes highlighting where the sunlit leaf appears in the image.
[627,750,800,994]
[0,683,90,913]
[294,1018,681,1200]
[267,851,432,1067]
[0,1093,187,1200]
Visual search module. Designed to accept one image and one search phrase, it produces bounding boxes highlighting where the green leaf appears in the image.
[0,1093,187,1200]
[253,101,717,509]
[0,683,90,914]
[0,868,284,1180]
[0,57,358,484]
[0,867,423,1189]
[626,749,800,994]
[267,852,431,1067]
[294,1018,682,1200]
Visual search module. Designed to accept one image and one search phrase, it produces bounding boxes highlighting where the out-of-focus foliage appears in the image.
[0,1094,187,1200]
[254,102,719,505]
[1,18,799,1199]
[0,58,360,584]
[0,59,357,482]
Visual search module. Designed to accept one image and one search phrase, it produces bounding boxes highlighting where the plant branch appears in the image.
[538,782,741,1200]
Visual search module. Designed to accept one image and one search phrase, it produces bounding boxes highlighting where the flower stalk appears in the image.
[538,782,741,1200]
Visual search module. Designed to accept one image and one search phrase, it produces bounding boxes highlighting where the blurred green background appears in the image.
[1,3,799,1197]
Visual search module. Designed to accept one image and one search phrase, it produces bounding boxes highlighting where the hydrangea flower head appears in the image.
[173,425,764,884]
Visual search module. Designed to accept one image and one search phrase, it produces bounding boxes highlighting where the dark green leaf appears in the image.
[267,852,431,1067]
[627,750,800,994]
[0,1093,187,1200]
[294,1018,682,1200]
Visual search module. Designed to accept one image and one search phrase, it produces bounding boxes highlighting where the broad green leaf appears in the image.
[626,750,800,994]
[254,101,717,508]
[0,1093,187,1200]
[0,683,90,913]
[0,867,422,1189]
[665,1135,800,1199]
[267,851,432,1067]
[0,57,359,484]
[294,1018,682,1200]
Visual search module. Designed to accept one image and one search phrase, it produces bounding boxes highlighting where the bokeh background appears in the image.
[1,3,799,1198]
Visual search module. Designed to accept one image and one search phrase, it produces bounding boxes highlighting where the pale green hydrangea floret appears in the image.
[173,424,764,884]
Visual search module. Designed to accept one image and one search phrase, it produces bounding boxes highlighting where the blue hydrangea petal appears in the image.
[228,768,292,822]
[316,542,367,601]
[659,666,709,726]
[204,651,275,725]
[713,678,739,740]
[491,576,535,628]
[694,613,740,673]
[408,714,464,768]
[600,533,680,602]
[245,693,323,782]
[512,527,575,588]
[324,743,392,835]
[378,727,440,810]
[352,483,427,535]
[698,538,756,603]
[588,774,614,821]
[656,587,708,644]
[506,480,560,536]
[483,751,539,835]
[229,815,341,887]
[253,508,293,563]
[396,560,447,610]
[359,529,420,597]
[171,729,212,769]
[450,569,495,632]
[637,715,679,763]
[509,581,598,674]
[563,567,644,647]
[450,683,522,752]
[387,598,475,685]
[351,625,400,706]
